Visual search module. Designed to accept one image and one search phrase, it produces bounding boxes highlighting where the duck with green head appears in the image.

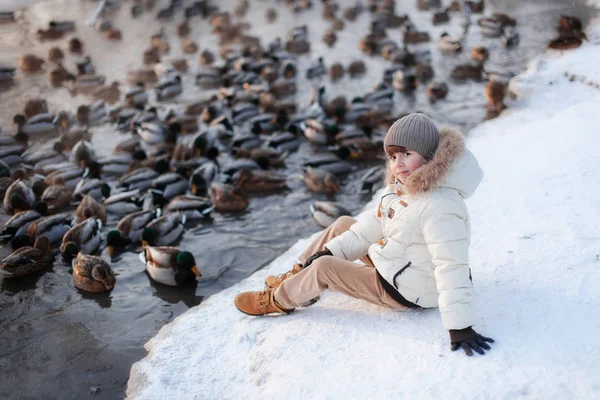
[141,213,186,248]
[106,209,159,256]
[72,253,116,292]
[60,218,102,262]
[140,246,201,286]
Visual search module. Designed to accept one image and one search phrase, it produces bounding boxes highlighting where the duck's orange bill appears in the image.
[191,266,202,277]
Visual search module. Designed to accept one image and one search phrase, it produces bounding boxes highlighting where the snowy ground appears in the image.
[126,21,600,400]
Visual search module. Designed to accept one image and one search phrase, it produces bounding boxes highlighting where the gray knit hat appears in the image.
[383,113,440,160]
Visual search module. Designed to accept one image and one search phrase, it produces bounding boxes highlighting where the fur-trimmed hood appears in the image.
[385,128,483,198]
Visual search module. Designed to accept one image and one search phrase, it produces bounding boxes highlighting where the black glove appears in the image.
[449,327,495,356]
[303,248,333,268]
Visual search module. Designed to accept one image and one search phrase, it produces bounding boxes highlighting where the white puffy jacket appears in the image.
[325,128,483,330]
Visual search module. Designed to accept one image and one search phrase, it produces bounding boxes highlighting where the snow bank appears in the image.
[126,24,600,400]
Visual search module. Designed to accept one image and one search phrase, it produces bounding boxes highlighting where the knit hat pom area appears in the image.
[383,113,440,160]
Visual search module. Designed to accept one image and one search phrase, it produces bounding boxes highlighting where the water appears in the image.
[0,0,597,398]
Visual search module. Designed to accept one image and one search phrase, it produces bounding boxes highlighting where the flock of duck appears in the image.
[0,0,588,294]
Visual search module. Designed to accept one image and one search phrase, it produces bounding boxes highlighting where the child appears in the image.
[235,113,495,356]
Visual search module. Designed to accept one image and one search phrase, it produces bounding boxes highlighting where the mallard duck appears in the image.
[265,8,277,23]
[329,63,345,81]
[0,236,54,278]
[176,21,190,37]
[120,166,159,192]
[75,56,94,75]
[439,32,462,53]
[181,39,198,54]
[451,63,484,81]
[332,18,345,31]
[48,64,74,88]
[164,195,213,220]
[208,182,248,212]
[493,12,517,27]
[392,69,417,92]
[48,47,64,63]
[72,253,115,292]
[485,80,507,113]
[142,213,186,247]
[104,28,122,40]
[139,246,200,286]
[359,166,385,194]
[60,218,102,260]
[0,205,46,239]
[76,194,106,223]
[21,142,66,173]
[199,50,215,65]
[323,30,337,47]
[502,26,520,47]
[24,98,49,118]
[300,119,339,145]
[426,82,449,102]
[127,68,158,85]
[44,165,85,189]
[73,180,110,202]
[70,140,96,166]
[465,0,484,13]
[303,153,353,176]
[104,189,143,217]
[19,54,45,74]
[310,201,351,228]
[547,36,583,50]
[306,57,326,80]
[71,74,106,95]
[232,168,288,192]
[433,10,450,25]
[347,60,366,77]
[13,113,58,136]
[68,37,83,54]
[302,166,341,193]
[92,81,120,104]
[151,171,188,203]
[471,46,489,62]
[0,11,15,23]
[41,184,72,213]
[125,83,149,108]
[10,234,34,252]
[4,179,35,214]
[106,209,159,255]
[479,17,503,38]
[135,121,181,146]
[27,212,73,244]
[97,153,133,176]
[285,38,310,54]
[156,75,182,101]
[403,27,430,44]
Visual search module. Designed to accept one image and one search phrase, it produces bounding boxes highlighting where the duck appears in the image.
[60,218,102,260]
[44,165,86,189]
[176,21,190,37]
[439,32,462,53]
[323,30,337,47]
[124,83,149,108]
[188,161,220,196]
[359,166,385,194]
[547,36,584,50]
[75,56,94,75]
[403,26,430,44]
[232,147,285,168]
[139,246,200,286]
[41,184,73,213]
[466,0,484,13]
[0,65,16,88]
[0,11,15,23]
[502,26,520,47]
[0,204,47,239]
[265,8,277,23]
[285,37,310,54]
[426,82,449,102]
[106,209,160,255]
[150,170,189,204]
[181,39,198,54]
[347,60,367,77]
[471,46,489,62]
[10,234,34,252]
[24,98,49,118]
[70,140,96,166]
[433,10,450,25]
[485,80,507,113]
[164,195,213,220]
[451,63,484,81]
[19,54,45,74]
[68,37,83,54]
[232,168,288,192]
[493,12,517,27]
[302,166,341,193]
[3,180,35,214]
[156,75,182,101]
[332,18,345,31]
[120,166,160,192]
[48,47,64,63]
[27,212,73,244]
[75,194,107,223]
[103,189,143,217]
[310,201,351,228]
[104,28,122,41]
[300,119,339,145]
[142,213,186,248]
[135,121,181,147]
[13,113,58,136]
[127,68,158,85]
[303,152,353,176]
[0,236,54,278]
[199,49,216,65]
[22,142,67,172]
[208,182,249,212]
[36,27,66,41]
[343,5,360,21]
[416,63,434,82]
[92,81,120,104]
[73,180,110,203]
[329,63,345,81]
[392,69,418,92]
[72,253,115,292]
[49,65,75,87]
[478,17,503,38]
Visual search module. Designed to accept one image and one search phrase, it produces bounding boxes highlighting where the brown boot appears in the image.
[264,263,303,289]
[234,287,295,316]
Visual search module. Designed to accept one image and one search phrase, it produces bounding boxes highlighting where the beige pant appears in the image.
[274,216,407,311]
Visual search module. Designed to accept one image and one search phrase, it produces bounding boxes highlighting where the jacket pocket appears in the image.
[392,261,412,290]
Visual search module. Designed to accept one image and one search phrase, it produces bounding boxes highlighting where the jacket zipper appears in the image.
[392,261,412,290]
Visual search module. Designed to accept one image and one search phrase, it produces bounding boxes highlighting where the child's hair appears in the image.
[385,145,407,158]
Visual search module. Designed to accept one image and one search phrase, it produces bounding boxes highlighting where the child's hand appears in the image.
[303,249,333,268]
[449,327,495,356]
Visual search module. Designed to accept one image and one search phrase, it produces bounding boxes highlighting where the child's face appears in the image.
[388,148,428,183]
